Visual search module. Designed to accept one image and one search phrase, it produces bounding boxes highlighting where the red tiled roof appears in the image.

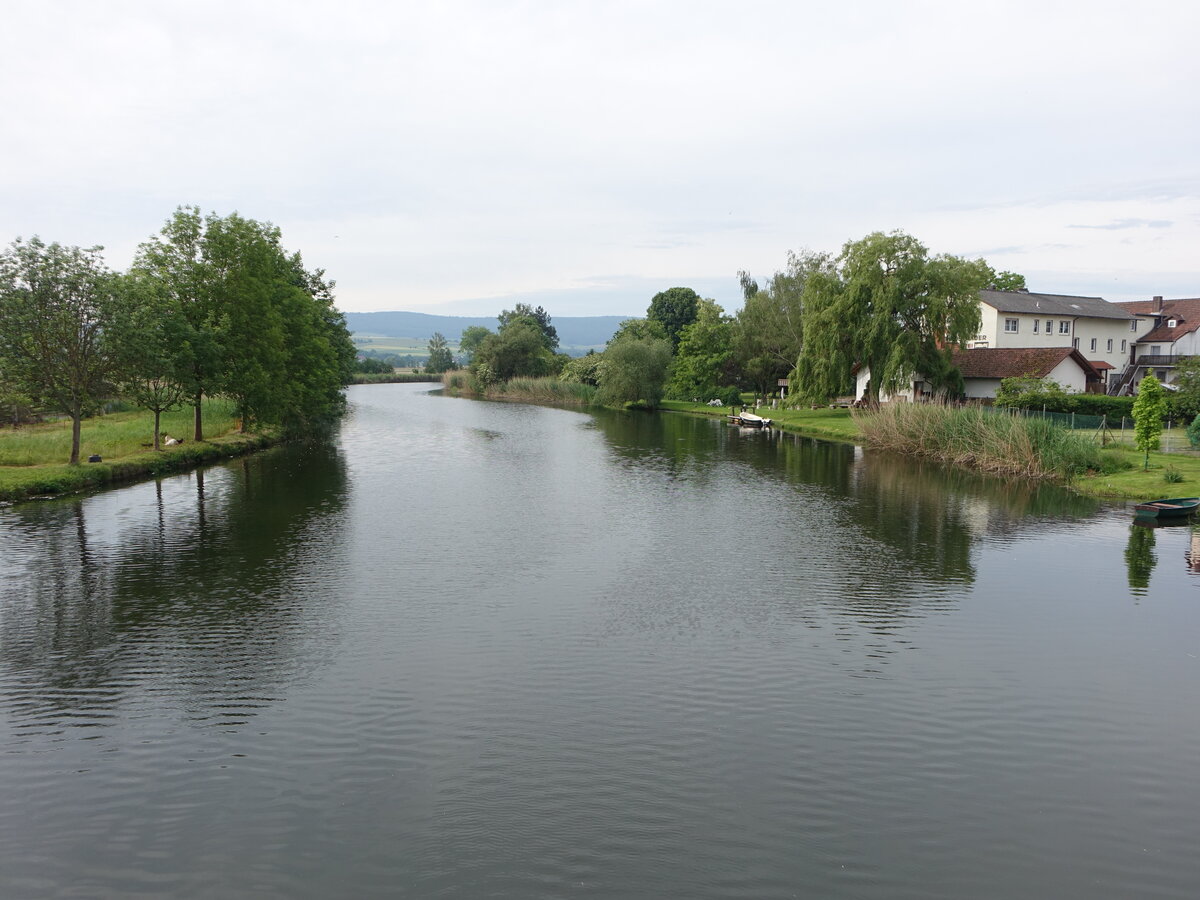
[949,347,1101,380]
[1088,360,1114,370]
[1111,297,1200,344]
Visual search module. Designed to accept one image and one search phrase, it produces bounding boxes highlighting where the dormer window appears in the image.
[1168,318,1177,328]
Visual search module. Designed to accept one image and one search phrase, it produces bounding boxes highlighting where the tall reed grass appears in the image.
[441,373,595,406]
[855,403,1102,479]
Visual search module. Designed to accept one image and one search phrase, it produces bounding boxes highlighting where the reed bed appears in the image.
[854,403,1102,479]
[441,373,596,406]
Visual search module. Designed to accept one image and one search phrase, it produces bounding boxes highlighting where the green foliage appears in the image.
[666,300,735,401]
[733,251,817,398]
[990,270,1028,291]
[1132,374,1167,467]
[458,325,492,362]
[560,352,604,386]
[355,357,394,374]
[793,231,991,404]
[425,332,454,374]
[1187,414,1200,448]
[1163,466,1184,483]
[608,318,667,346]
[1168,355,1200,419]
[647,286,701,349]
[994,374,1069,408]
[856,404,1102,479]
[596,333,672,408]
[472,318,556,380]
[1125,525,1156,594]
[0,237,121,464]
[497,303,558,350]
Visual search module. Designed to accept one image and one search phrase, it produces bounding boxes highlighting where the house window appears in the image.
[1033,319,1040,334]
[1090,338,1097,351]
[1107,339,1113,352]
[1059,321,1070,334]
[1121,340,1127,352]
[1046,320,1052,333]
[1004,318,1019,333]
[1168,319,1177,327]
[1130,320,1138,331]
[1151,345,1161,355]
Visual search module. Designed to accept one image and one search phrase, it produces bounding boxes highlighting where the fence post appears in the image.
[1071,412,1075,429]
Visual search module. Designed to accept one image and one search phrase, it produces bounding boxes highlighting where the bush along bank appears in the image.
[0,431,277,504]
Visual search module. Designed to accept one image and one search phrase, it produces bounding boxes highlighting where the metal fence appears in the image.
[995,405,1197,453]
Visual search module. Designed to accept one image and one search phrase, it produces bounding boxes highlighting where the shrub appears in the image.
[1164,467,1185,484]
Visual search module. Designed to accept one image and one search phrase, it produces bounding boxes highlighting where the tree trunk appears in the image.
[193,393,204,442]
[70,412,82,465]
[153,408,162,451]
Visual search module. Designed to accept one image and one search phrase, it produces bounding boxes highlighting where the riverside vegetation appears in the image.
[0,206,356,501]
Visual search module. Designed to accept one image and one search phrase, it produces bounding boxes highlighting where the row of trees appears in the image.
[0,207,355,463]
[445,229,1020,412]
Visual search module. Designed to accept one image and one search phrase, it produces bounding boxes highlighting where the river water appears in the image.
[2,383,1198,898]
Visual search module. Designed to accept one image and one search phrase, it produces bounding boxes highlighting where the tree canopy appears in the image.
[667,299,735,401]
[1132,374,1167,469]
[596,332,672,408]
[793,230,992,404]
[647,287,701,350]
[426,332,454,374]
[0,238,120,464]
[498,303,558,351]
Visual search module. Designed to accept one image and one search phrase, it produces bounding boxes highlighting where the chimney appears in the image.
[1154,295,1163,313]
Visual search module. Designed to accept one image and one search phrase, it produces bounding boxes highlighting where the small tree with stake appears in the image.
[1132,374,1167,470]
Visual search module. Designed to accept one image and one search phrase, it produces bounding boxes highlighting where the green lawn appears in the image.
[0,400,266,502]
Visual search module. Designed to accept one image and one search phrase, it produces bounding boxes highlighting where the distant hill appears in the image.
[343,311,632,353]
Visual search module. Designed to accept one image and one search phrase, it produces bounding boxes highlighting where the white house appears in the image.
[1109,296,1200,393]
[971,289,1143,388]
[854,347,1103,403]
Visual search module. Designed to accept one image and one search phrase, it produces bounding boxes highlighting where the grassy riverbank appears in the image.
[661,398,1200,500]
[0,400,274,503]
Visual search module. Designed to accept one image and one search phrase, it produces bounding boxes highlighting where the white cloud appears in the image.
[1,0,1198,313]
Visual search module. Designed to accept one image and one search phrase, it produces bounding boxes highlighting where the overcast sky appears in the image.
[2,0,1197,316]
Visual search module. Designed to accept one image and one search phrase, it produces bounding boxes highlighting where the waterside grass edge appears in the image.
[659,399,1200,500]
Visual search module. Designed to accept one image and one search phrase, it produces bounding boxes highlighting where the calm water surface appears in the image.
[2,383,1198,898]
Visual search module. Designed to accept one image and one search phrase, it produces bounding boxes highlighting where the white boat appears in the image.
[729,411,772,428]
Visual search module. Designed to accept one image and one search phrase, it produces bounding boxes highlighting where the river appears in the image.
[2,382,1198,898]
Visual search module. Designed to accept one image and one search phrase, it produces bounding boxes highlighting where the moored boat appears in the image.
[728,411,772,428]
[1132,497,1200,519]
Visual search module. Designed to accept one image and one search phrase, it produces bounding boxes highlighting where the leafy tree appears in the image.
[458,325,492,363]
[425,332,454,374]
[647,287,701,350]
[1132,373,1167,469]
[608,317,667,345]
[498,303,558,350]
[666,299,735,400]
[793,230,991,404]
[472,317,556,380]
[1125,524,1156,594]
[991,270,1028,292]
[1167,355,1200,419]
[734,250,828,398]
[108,272,191,449]
[131,206,222,441]
[596,333,672,408]
[0,237,120,464]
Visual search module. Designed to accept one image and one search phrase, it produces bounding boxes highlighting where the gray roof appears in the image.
[980,289,1134,320]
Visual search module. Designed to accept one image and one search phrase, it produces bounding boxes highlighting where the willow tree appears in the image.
[793,231,992,405]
